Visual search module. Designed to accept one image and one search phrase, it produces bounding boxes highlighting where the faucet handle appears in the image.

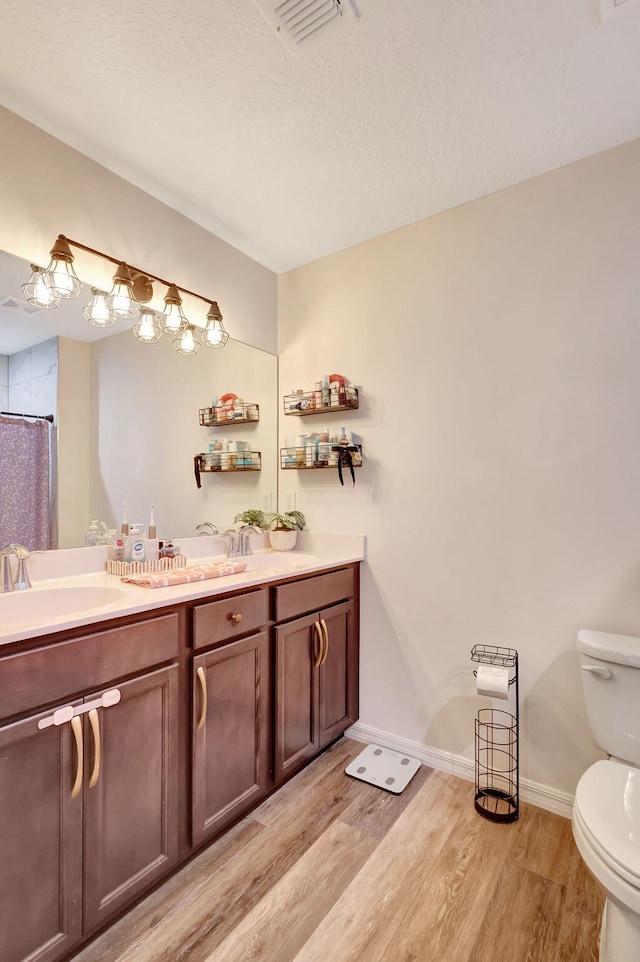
[222,529,239,558]
[14,557,32,590]
[1,554,15,593]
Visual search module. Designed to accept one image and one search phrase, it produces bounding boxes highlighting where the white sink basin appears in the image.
[0,585,127,624]
[243,552,319,570]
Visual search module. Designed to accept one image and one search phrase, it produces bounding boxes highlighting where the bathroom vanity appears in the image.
[0,545,361,962]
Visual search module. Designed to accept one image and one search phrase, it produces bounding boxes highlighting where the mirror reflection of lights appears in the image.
[21,235,228,352]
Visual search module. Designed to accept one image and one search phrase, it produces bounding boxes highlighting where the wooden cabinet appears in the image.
[0,561,359,962]
[83,666,178,932]
[0,615,180,962]
[274,568,358,783]
[0,703,83,962]
[192,631,270,844]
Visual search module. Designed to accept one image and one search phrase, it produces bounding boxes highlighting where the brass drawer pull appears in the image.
[70,715,83,799]
[230,613,243,624]
[320,619,329,666]
[88,708,101,788]
[313,621,324,668]
[197,666,208,730]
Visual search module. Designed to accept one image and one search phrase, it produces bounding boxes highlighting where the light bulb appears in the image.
[201,302,229,348]
[160,284,188,334]
[106,263,138,320]
[22,265,60,309]
[83,289,113,327]
[133,308,162,343]
[174,324,200,355]
[42,236,82,298]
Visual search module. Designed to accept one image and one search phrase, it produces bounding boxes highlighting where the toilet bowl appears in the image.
[573,760,640,960]
[573,630,640,961]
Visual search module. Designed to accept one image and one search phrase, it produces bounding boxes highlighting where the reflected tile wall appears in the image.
[7,337,58,419]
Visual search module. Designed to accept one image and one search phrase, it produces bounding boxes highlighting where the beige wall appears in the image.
[0,106,277,354]
[278,137,640,797]
[57,337,91,548]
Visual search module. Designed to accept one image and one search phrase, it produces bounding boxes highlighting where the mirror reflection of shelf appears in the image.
[199,402,259,426]
[280,444,362,470]
[283,386,358,417]
[196,452,262,473]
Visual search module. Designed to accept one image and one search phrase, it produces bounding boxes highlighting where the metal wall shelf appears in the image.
[280,444,362,470]
[199,403,259,426]
[283,386,358,416]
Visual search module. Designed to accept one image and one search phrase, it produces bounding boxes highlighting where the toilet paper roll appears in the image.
[476,665,510,699]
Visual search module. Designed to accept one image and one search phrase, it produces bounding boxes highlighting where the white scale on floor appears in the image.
[345,744,421,794]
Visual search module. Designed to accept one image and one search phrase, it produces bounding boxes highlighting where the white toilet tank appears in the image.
[578,630,640,765]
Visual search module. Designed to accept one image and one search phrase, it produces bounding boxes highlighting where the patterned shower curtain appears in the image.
[0,415,53,551]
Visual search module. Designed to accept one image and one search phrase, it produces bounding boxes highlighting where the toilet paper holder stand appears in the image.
[470,644,519,824]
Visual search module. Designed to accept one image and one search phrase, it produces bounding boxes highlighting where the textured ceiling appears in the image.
[1,0,640,273]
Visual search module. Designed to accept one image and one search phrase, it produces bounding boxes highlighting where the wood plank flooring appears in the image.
[73,738,604,962]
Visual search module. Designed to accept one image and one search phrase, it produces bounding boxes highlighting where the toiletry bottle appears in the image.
[160,540,177,559]
[112,536,125,561]
[85,520,100,546]
[130,524,146,563]
[321,375,330,408]
[306,438,316,466]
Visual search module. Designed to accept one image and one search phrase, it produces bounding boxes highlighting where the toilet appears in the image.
[573,629,640,961]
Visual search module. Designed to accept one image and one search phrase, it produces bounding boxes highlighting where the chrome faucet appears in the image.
[196,521,219,536]
[222,529,241,558]
[223,525,261,558]
[238,525,261,557]
[0,544,32,592]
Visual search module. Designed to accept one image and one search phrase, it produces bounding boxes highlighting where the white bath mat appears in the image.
[345,744,421,794]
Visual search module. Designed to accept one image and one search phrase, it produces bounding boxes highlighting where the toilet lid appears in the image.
[575,760,640,885]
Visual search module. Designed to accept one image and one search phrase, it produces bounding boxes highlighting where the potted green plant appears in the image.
[233,508,268,528]
[264,510,306,551]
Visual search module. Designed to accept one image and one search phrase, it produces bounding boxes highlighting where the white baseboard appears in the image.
[345,722,574,820]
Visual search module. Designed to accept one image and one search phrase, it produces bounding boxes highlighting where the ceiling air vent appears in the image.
[254,0,360,53]
[599,0,640,20]
[0,296,42,317]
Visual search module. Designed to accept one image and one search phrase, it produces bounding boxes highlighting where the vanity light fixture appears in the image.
[174,323,200,355]
[159,284,188,334]
[22,265,60,309]
[133,307,162,343]
[42,235,83,298]
[83,289,113,327]
[106,263,138,320]
[21,234,230,351]
[200,302,229,348]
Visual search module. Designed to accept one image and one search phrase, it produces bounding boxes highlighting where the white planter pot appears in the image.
[269,528,298,551]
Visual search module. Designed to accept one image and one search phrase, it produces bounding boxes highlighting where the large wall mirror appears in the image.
[0,249,278,550]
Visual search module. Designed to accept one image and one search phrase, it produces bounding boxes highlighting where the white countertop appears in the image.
[0,533,365,647]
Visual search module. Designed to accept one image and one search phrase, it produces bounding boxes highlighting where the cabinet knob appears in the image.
[230,613,243,624]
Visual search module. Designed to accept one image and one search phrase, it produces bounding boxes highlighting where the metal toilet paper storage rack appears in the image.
[471,644,519,823]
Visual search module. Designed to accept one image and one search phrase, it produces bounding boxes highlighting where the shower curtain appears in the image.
[0,415,53,551]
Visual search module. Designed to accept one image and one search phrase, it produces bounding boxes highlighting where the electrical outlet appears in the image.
[262,493,272,513]
[285,492,296,512]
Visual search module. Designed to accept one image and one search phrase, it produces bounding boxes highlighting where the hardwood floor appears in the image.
[73,738,604,962]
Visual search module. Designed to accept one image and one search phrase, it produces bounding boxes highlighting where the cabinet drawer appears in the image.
[193,588,268,649]
[274,568,354,622]
[0,612,180,722]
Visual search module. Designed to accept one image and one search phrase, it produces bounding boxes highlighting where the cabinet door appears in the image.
[274,612,321,782]
[192,631,270,845]
[317,600,358,749]
[83,665,178,933]
[0,705,83,962]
